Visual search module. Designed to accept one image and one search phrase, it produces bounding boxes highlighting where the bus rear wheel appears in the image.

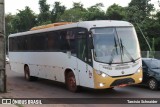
[66,71,78,92]
[24,65,37,81]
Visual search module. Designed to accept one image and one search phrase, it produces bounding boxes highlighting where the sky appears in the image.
[5,0,160,14]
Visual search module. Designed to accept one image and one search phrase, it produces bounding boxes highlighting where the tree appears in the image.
[106,4,126,20]
[149,12,160,50]
[72,2,86,11]
[127,0,154,23]
[59,2,86,22]
[11,6,37,32]
[125,0,155,51]
[51,2,66,22]
[5,14,15,36]
[85,3,106,20]
[38,0,51,25]
[5,14,15,52]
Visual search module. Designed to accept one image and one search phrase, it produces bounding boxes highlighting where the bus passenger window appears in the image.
[12,37,18,51]
[59,31,68,50]
[59,30,76,53]
[66,30,76,54]
[9,38,13,51]
[48,35,55,50]
[47,32,60,51]
[77,29,87,62]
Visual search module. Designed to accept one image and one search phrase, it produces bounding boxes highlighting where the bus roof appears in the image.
[30,22,73,31]
[9,20,133,37]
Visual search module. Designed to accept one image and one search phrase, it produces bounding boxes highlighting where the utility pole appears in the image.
[0,0,6,92]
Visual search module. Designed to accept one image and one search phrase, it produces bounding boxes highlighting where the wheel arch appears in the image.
[64,68,79,85]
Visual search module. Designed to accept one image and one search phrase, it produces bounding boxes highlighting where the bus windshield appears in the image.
[92,27,140,64]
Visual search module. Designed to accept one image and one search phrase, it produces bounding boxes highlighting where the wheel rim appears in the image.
[67,73,77,91]
[149,79,156,89]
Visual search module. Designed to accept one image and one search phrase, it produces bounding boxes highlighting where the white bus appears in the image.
[8,20,142,92]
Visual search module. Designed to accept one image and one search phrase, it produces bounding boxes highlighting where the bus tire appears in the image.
[66,71,78,92]
[24,65,38,81]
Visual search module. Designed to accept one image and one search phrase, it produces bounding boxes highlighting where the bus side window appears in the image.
[66,29,76,54]
[26,35,32,51]
[59,30,69,51]
[23,36,27,51]
[76,28,87,62]
[47,32,60,51]
[59,29,76,54]
[17,36,25,51]
[47,33,54,50]
[12,37,18,51]
[9,38,13,51]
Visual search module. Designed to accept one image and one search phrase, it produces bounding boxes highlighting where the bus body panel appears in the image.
[9,52,77,82]
[9,52,95,88]
[77,58,94,88]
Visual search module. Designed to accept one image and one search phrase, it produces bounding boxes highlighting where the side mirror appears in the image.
[67,51,71,58]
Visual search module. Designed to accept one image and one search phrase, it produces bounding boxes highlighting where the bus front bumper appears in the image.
[93,69,143,89]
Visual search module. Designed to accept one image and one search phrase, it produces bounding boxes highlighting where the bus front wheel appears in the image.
[66,71,78,92]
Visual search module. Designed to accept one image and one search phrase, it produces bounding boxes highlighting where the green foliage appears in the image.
[5,14,15,36]
[85,3,106,20]
[51,2,66,22]
[38,0,51,25]
[72,2,86,11]
[5,14,15,52]
[129,0,154,15]
[106,3,126,20]
[59,2,87,22]
[127,0,154,23]
[8,6,37,33]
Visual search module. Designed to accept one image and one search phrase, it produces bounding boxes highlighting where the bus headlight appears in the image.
[136,67,142,73]
[101,73,107,77]
[96,70,108,77]
[137,69,141,73]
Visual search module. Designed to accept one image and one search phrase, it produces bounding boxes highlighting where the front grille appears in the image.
[111,74,133,78]
[110,78,135,87]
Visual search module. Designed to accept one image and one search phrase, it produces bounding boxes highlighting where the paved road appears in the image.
[0,64,160,107]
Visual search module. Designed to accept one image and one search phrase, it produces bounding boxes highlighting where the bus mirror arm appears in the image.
[89,39,94,49]
[89,31,92,35]
[67,51,71,58]
[89,30,94,49]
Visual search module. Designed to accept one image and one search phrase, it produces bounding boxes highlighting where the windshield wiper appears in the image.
[119,38,135,63]
[108,37,118,65]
